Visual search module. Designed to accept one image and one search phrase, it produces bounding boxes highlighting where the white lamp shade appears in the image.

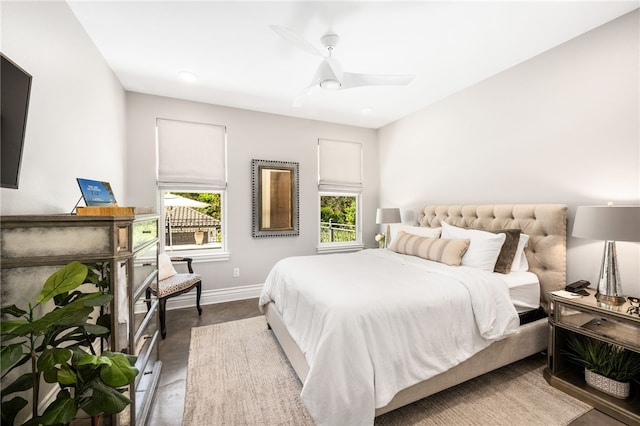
[376,208,401,224]
[572,205,640,242]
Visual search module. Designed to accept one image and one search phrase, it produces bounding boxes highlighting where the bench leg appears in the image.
[196,282,202,316]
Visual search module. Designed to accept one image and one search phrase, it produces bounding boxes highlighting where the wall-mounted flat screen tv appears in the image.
[1,53,32,189]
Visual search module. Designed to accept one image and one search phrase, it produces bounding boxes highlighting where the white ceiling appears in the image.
[67,1,638,129]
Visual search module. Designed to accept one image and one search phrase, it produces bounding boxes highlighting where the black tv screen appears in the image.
[1,53,32,189]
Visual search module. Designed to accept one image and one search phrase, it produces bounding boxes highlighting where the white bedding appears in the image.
[499,271,540,313]
[259,249,520,425]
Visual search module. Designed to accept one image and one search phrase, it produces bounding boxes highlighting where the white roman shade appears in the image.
[156,118,227,188]
[318,139,362,191]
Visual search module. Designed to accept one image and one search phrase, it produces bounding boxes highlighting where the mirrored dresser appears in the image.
[1,214,162,426]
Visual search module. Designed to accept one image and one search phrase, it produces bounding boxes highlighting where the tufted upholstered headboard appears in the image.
[418,204,567,312]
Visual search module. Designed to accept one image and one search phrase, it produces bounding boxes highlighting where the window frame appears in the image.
[159,186,230,261]
[317,190,363,253]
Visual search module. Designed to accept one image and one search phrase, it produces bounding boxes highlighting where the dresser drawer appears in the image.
[134,312,159,384]
[133,297,158,342]
[133,217,158,250]
[132,243,157,298]
[135,360,162,426]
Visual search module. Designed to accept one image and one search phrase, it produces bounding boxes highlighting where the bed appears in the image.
[259,204,567,425]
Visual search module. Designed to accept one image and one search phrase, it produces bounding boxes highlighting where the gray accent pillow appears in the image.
[491,229,522,274]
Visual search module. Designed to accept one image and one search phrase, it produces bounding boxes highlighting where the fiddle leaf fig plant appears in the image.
[1,261,138,426]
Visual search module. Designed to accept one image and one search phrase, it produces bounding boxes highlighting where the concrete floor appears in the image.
[147,299,624,426]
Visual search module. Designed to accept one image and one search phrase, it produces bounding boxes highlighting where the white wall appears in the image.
[378,10,640,296]
[0,1,127,215]
[126,92,378,293]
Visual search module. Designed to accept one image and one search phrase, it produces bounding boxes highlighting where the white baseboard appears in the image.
[134,283,264,313]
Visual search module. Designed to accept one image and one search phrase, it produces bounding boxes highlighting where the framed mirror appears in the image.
[252,159,299,238]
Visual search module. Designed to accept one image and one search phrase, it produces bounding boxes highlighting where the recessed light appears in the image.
[178,71,198,83]
[361,106,373,115]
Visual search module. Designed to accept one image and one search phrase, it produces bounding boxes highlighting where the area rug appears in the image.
[183,316,592,425]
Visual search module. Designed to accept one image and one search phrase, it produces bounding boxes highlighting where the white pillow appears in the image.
[510,233,530,272]
[397,224,441,239]
[440,221,506,271]
[158,253,178,280]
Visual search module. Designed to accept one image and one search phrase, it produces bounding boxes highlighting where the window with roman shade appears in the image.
[318,138,362,191]
[156,118,227,188]
[156,118,229,258]
[317,138,363,251]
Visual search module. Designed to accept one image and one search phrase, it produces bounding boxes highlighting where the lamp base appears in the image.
[595,240,625,306]
[595,293,626,306]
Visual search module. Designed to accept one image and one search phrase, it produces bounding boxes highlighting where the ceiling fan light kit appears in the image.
[271,25,415,97]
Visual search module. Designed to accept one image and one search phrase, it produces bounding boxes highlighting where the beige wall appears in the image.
[125,92,379,293]
[0,1,127,215]
[378,10,640,295]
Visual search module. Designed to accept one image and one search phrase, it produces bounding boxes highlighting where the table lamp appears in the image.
[572,204,640,305]
[376,208,401,248]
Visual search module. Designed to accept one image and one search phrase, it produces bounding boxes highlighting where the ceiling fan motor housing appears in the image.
[320,33,340,52]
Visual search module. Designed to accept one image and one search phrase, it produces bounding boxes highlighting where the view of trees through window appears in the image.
[320,195,357,243]
[164,191,222,249]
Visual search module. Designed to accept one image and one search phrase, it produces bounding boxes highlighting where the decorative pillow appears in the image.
[511,233,530,272]
[391,224,441,244]
[388,231,470,266]
[440,221,506,271]
[158,253,178,281]
[491,229,521,274]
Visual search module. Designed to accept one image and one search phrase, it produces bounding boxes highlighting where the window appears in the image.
[162,190,224,251]
[156,119,228,258]
[320,193,358,244]
[318,139,363,251]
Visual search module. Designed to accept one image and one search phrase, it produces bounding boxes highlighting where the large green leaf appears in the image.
[0,319,30,337]
[39,390,77,425]
[100,353,138,387]
[77,354,112,367]
[42,367,59,384]
[1,372,33,396]
[31,304,93,334]
[57,363,77,386]
[89,380,131,414]
[37,261,88,304]
[78,292,113,307]
[0,343,23,373]
[37,347,72,372]
[0,305,27,318]
[1,396,28,426]
[82,323,110,336]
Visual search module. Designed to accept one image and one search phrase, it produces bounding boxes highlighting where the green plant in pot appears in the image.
[566,335,640,399]
[1,261,138,425]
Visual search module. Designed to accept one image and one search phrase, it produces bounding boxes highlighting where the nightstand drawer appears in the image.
[556,304,640,349]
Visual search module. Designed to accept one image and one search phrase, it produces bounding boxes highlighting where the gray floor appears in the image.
[147,299,624,426]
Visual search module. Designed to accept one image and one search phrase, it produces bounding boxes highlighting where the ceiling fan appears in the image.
[271,25,415,104]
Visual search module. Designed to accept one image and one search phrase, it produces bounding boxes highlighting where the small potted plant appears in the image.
[565,335,640,399]
[375,233,385,249]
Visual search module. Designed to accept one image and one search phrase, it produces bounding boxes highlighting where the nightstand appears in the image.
[544,289,640,425]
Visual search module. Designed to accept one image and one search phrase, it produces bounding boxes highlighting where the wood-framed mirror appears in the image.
[251,159,299,238]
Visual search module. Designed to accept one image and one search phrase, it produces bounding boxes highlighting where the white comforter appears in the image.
[258,249,519,426]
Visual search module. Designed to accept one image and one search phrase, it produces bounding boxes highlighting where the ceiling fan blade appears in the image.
[340,73,415,89]
[292,74,321,108]
[270,25,323,57]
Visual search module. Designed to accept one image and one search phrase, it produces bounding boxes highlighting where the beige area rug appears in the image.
[183,316,592,425]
